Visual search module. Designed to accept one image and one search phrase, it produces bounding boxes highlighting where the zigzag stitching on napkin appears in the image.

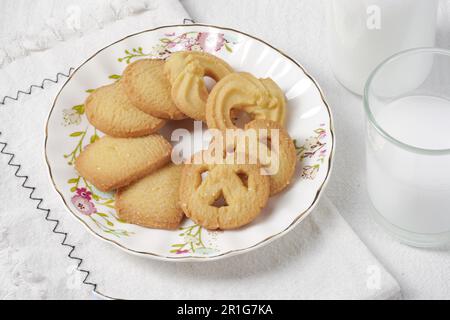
[0,18,197,298]
[0,133,98,294]
[0,16,196,106]
[0,67,74,105]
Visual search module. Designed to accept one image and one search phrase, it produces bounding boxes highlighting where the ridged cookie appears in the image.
[179,151,270,230]
[75,135,172,192]
[165,51,234,121]
[116,163,184,230]
[122,59,186,120]
[85,81,166,138]
[206,72,286,130]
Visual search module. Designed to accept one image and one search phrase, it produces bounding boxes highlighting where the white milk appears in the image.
[326,0,438,95]
[366,95,450,234]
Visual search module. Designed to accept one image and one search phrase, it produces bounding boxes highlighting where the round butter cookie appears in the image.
[179,151,270,230]
[116,163,184,230]
[165,51,234,121]
[122,59,186,120]
[85,81,165,137]
[206,72,286,130]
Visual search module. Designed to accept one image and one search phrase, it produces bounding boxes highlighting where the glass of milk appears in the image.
[326,0,438,95]
[364,48,450,247]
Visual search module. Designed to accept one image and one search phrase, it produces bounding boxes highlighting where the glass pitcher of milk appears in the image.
[326,0,439,95]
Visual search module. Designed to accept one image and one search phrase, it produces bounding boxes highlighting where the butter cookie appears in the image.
[75,135,172,192]
[179,151,270,230]
[165,51,233,121]
[244,119,296,195]
[206,72,286,130]
[122,59,186,120]
[116,163,184,230]
[85,81,165,138]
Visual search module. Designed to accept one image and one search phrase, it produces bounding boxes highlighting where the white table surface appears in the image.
[0,0,449,299]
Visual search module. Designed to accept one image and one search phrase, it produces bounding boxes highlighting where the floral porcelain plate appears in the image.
[45,24,335,261]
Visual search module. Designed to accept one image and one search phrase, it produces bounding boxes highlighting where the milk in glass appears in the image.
[366,95,450,234]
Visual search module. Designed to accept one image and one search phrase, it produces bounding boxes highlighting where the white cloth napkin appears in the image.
[0,0,401,299]
[0,0,191,103]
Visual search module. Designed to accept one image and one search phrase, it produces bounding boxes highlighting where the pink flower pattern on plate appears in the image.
[196,32,226,52]
[71,194,97,216]
[75,187,92,200]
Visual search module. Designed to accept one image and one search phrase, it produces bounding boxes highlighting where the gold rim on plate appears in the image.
[44,23,335,261]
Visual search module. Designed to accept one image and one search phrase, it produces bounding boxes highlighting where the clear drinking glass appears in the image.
[364,48,450,247]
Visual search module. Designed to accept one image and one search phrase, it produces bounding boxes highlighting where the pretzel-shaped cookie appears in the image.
[243,119,297,195]
[206,72,286,130]
[208,119,297,195]
[179,151,270,230]
[165,51,234,121]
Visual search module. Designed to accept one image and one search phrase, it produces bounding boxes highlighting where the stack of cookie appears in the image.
[75,51,296,231]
